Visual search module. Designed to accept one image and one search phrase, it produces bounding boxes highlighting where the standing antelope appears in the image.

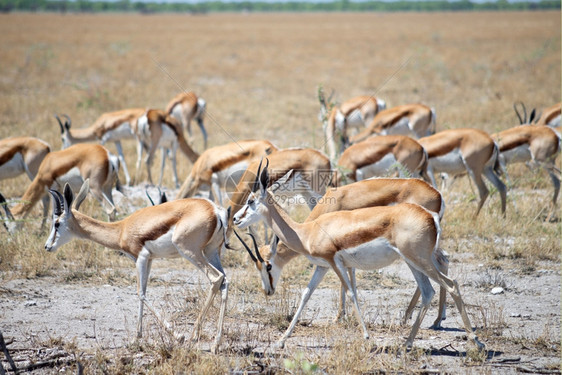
[318,88,386,161]
[334,135,430,184]
[350,103,436,145]
[418,128,507,217]
[56,109,145,186]
[229,148,332,216]
[134,109,199,188]
[3,144,121,232]
[236,177,448,330]
[175,140,278,204]
[0,136,51,227]
[166,92,207,149]
[492,125,560,211]
[44,181,230,353]
[233,161,483,350]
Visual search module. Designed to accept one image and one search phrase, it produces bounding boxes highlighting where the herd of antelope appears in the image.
[0,89,559,353]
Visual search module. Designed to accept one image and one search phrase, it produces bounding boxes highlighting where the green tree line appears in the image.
[1,0,559,13]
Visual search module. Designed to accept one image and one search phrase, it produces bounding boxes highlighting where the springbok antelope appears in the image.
[134,109,199,188]
[44,181,230,353]
[166,92,207,149]
[229,148,332,216]
[418,128,507,217]
[318,88,386,161]
[334,135,430,185]
[236,177,448,329]
[514,101,561,129]
[56,109,145,186]
[0,136,51,227]
[175,140,278,204]
[233,161,483,350]
[350,104,436,145]
[492,125,560,211]
[4,143,121,232]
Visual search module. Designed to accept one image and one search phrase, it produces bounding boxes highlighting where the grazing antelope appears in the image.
[350,103,436,145]
[418,128,507,217]
[236,176,448,329]
[492,125,560,211]
[134,109,199,188]
[0,136,51,227]
[44,181,230,353]
[175,140,278,204]
[514,101,561,129]
[318,88,386,161]
[166,92,207,149]
[3,144,121,232]
[229,148,332,216]
[56,109,145,186]
[233,161,483,350]
[334,135,430,185]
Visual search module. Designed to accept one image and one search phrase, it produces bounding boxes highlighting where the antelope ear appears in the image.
[259,159,270,195]
[73,179,90,210]
[63,183,74,213]
[48,190,63,217]
[269,235,279,257]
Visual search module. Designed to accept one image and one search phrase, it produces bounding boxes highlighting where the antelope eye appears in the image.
[266,264,272,272]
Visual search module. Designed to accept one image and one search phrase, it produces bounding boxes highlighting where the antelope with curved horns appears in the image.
[236,176,448,329]
[134,109,199,188]
[318,87,386,161]
[0,136,51,227]
[228,147,332,218]
[3,143,121,232]
[233,160,484,350]
[492,125,560,212]
[514,101,561,128]
[166,92,208,149]
[418,128,507,217]
[350,103,436,145]
[44,180,230,353]
[175,140,278,205]
[56,109,145,186]
[334,135,431,185]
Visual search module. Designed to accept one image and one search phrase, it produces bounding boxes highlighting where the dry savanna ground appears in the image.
[0,11,560,374]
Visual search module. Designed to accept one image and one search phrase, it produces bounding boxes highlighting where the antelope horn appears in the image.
[54,114,65,133]
[233,230,258,263]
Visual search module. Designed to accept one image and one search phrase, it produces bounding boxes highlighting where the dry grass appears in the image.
[0,11,560,374]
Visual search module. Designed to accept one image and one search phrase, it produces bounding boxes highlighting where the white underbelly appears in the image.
[381,118,414,137]
[337,237,400,270]
[54,167,83,191]
[345,109,365,130]
[0,153,26,179]
[428,148,466,175]
[357,153,397,180]
[157,126,177,149]
[501,144,531,165]
[548,115,561,128]
[215,161,250,188]
[101,123,135,143]
[304,254,332,267]
[144,228,180,258]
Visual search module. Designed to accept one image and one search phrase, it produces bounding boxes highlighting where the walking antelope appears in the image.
[44,180,230,353]
[418,128,507,217]
[166,92,207,149]
[0,137,51,227]
[318,88,386,161]
[236,177,448,330]
[350,103,436,145]
[134,109,199,188]
[334,135,430,185]
[233,161,483,350]
[3,144,121,232]
[175,140,278,204]
[492,125,560,211]
[56,109,145,186]
[229,148,332,217]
